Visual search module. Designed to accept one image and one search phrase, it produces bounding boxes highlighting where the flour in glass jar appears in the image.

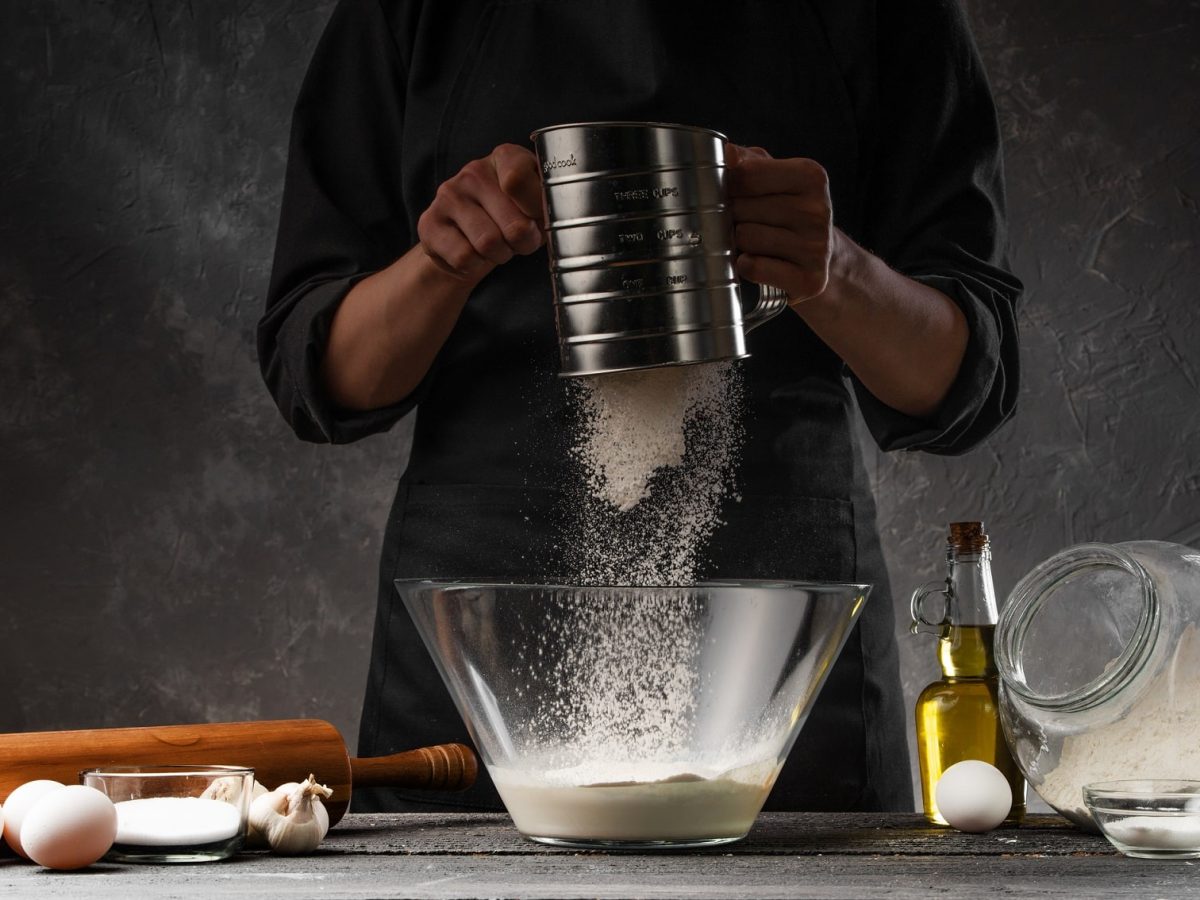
[1037,624,1200,831]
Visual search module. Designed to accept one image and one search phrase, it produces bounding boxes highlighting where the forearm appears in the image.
[321,144,545,412]
[794,229,968,419]
[321,246,474,411]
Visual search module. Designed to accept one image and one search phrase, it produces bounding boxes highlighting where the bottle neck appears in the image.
[939,547,1000,678]
[947,548,999,627]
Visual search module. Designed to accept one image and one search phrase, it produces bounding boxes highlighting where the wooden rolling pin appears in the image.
[0,718,476,825]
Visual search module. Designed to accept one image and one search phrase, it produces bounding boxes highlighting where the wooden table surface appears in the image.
[2,812,1198,899]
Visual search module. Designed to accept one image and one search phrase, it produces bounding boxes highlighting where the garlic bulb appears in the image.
[248,774,332,855]
[270,781,331,839]
[246,779,328,849]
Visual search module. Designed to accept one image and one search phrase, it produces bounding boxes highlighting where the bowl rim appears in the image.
[80,764,255,778]
[393,577,872,593]
[1083,779,1200,800]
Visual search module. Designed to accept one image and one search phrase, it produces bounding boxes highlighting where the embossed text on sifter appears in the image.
[531,121,789,377]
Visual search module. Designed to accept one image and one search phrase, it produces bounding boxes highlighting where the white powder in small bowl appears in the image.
[115,797,241,846]
[1102,815,1200,851]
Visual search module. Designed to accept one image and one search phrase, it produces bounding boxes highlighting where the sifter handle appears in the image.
[349,743,478,791]
[742,283,790,332]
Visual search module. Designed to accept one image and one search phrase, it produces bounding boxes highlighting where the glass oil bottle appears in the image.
[911,521,1026,825]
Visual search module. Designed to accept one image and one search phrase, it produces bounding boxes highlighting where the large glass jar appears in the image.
[995,541,1200,830]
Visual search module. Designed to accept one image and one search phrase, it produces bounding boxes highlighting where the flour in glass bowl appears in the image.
[490,757,779,844]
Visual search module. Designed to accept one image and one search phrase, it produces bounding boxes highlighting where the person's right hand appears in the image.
[417,143,545,284]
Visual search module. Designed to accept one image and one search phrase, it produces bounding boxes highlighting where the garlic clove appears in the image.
[248,786,289,849]
[199,775,245,804]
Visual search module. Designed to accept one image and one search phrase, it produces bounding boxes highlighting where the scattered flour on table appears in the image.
[565,361,744,586]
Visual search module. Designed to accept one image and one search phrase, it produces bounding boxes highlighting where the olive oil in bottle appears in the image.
[911,521,1026,826]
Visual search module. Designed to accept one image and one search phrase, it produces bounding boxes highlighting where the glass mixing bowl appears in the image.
[395,579,869,848]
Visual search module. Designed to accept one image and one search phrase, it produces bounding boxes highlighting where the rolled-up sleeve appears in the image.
[257,0,422,444]
[851,0,1021,456]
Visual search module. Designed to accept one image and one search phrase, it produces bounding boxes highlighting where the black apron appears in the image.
[353,0,912,813]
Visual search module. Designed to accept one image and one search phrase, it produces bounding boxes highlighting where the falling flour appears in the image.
[566,361,744,586]
[573,365,696,512]
[493,361,767,843]
[517,589,707,764]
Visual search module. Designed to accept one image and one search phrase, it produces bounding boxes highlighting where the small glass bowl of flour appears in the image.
[1084,780,1200,859]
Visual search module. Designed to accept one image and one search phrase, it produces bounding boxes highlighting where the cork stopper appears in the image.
[948,521,989,553]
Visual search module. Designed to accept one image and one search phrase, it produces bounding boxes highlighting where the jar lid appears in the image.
[996,543,1160,711]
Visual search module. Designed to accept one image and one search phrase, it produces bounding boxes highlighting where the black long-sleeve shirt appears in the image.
[257,0,1020,813]
[259,0,1020,459]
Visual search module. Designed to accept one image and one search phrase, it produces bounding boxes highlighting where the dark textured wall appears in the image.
[0,1,397,745]
[2,1,1197,808]
[870,0,1200,803]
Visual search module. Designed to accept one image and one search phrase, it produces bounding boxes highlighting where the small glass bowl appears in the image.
[81,765,254,863]
[1083,780,1200,859]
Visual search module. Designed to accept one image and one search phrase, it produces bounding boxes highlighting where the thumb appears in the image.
[492,143,545,222]
[727,143,772,166]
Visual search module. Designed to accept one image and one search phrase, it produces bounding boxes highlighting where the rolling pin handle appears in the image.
[349,743,478,791]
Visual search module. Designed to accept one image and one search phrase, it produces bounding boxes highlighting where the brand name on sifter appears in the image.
[542,153,578,175]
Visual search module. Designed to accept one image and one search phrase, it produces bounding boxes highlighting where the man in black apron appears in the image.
[259,0,1021,813]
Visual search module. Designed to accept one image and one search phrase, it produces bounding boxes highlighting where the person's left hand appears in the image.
[726,144,834,304]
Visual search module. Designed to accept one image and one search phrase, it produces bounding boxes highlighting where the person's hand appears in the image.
[726,144,834,304]
[417,144,545,283]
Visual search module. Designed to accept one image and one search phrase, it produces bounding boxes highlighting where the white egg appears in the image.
[20,785,117,870]
[935,759,1013,834]
[3,779,65,858]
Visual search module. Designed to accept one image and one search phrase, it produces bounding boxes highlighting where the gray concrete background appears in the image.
[2,1,1197,810]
